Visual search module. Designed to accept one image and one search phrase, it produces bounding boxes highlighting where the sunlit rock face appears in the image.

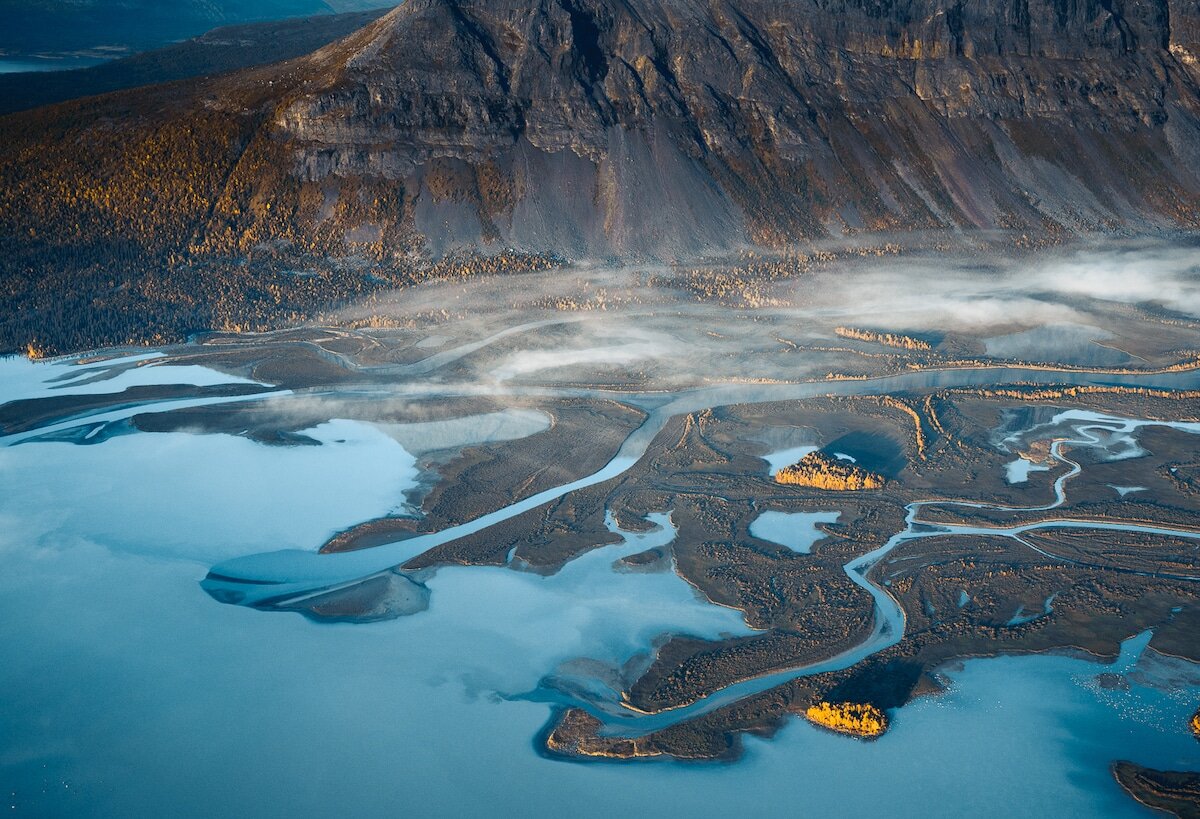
[5,0,1200,277]
[263,0,1200,253]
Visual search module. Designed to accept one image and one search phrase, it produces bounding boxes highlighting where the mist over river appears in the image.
[1,352,1197,816]
[4,241,1200,816]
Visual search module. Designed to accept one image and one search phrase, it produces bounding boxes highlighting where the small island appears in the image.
[775,451,886,490]
[804,701,888,738]
[834,326,932,351]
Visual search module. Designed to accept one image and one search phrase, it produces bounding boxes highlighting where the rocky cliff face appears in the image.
[4,0,1200,267]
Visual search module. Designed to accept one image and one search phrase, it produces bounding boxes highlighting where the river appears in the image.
[1,351,1198,817]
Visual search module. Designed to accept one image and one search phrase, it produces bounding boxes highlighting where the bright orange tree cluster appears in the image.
[804,701,888,737]
[775,451,885,490]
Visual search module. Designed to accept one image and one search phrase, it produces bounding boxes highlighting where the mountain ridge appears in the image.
[251,0,1200,255]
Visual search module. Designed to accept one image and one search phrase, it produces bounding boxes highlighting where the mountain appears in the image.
[0,9,392,116]
[253,0,1200,256]
[3,0,1200,353]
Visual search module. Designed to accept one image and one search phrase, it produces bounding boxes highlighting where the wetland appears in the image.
[3,240,1200,816]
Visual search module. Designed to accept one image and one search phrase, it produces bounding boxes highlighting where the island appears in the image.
[775,451,886,490]
[803,701,888,738]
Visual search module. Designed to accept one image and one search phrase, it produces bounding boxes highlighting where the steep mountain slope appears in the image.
[0,9,392,116]
[3,0,1200,353]
[254,0,1200,256]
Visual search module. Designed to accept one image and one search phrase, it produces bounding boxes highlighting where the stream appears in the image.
[4,348,1200,817]
[5,353,1200,739]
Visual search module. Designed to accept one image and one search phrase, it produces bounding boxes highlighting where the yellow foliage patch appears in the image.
[775,451,885,490]
[804,701,888,738]
[834,326,931,351]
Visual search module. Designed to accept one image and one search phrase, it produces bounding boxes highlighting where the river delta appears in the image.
[3,241,1200,816]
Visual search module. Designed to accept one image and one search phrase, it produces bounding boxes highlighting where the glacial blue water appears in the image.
[2,355,1198,817]
[749,510,840,553]
[1005,457,1050,484]
[0,55,108,73]
[762,445,818,475]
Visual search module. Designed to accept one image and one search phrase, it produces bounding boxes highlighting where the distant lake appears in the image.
[0,55,109,73]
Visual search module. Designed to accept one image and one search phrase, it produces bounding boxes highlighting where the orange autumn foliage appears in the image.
[775,451,885,490]
[804,701,888,737]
